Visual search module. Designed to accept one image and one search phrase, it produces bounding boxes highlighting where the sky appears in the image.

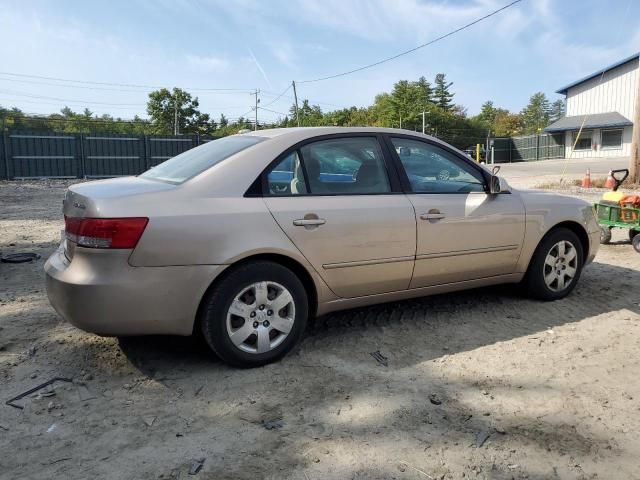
[0,0,639,123]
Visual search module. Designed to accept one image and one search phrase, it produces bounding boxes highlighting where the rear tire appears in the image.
[524,228,584,301]
[200,261,308,368]
[629,229,639,243]
[600,226,612,244]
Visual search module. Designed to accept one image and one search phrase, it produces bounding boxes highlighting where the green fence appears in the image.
[491,133,565,163]
[0,130,219,179]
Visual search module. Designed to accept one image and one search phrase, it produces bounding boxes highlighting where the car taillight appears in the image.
[64,216,148,249]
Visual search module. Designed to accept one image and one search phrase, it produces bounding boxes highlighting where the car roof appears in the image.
[240,126,440,143]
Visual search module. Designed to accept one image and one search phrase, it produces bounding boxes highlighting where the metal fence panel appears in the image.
[83,135,146,177]
[0,132,7,180]
[147,135,198,167]
[0,131,223,179]
[490,133,565,163]
[8,131,79,178]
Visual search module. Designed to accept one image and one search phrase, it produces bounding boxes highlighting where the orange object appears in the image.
[619,195,640,223]
[581,168,591,188]
[621,195,640,208]
[604,170,615,189]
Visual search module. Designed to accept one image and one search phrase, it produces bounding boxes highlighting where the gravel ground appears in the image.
[1,180,639,480]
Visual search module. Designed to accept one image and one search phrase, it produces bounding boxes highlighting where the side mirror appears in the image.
[489,175,511,194]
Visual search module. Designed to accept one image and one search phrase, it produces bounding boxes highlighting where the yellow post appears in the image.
[476,144,480,163]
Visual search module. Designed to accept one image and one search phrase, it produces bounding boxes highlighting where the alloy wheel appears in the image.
[226,281,296,354]
[543,240,578,292]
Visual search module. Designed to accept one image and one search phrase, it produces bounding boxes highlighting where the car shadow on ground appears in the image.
[118,259,640,375]
[110,258,637,479]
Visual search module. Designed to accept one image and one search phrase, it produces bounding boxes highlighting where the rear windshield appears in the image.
[140,135,264,184]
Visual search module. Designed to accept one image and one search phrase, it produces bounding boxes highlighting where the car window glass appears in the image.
[390,138,485,193]
[266,151,307,196]
[140,135,263,184]
[300,137,391,194]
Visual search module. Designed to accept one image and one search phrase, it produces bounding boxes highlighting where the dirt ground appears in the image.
[1,180,640,480]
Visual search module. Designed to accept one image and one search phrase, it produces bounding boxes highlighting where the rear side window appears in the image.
[141,135,263,184]
[300,137,390,194]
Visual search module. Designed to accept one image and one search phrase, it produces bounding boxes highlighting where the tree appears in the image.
[433,73,454,111]
[289,99,323,126]
[520,92,551,134]
[146,87,213,135]
[476,101,498,126]
[415,76,433,108]
[549,99,565,122]
[219,114,228,128]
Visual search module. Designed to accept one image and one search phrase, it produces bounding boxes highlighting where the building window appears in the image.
[573,130,593,151]
[601,129,623,149]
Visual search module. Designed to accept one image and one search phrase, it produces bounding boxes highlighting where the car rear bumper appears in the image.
[45,243,225,336]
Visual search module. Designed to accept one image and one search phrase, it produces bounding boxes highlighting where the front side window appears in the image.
[601,129,623,149]
[267,151,307,196]
[141,135,263,184]
[573,130,593,151]
[390,137,485,193]
[299,137,391,194]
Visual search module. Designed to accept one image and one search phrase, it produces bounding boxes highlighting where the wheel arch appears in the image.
[525,220,590,275]
[193,252,319,335]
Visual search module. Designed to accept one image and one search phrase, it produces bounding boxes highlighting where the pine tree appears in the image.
[520,92,551,134]
[549,99,565,122]
[433,73,454,111]
[415,76,433,108]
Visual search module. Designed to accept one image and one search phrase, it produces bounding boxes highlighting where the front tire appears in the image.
[200,261,308,367]
[524,228,584,301]
[633,234,640,253]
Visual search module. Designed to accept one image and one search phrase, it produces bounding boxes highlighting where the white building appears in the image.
[546,53,638,158]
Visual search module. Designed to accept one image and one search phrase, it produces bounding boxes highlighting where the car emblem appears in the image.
[73,202,86,210]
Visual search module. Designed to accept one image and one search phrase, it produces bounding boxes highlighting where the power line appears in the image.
[261,84,292,108]
[0,71,255,92]
[0,96,144,111]
[259,106,288,117]
[297,0,524,84]
[0,89,144,106]
[0,75,256,95]
[261,90,348,110]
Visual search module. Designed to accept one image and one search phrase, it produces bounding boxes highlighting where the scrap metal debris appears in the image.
[5,377,72,409]
[0,252,41,264]
[188,458,205,475]
[475,430,491,448]
[143,416,157,427]
[370,351,388,367]
[263,418,284,430]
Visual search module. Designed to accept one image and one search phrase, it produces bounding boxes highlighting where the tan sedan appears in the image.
[45,127,600,367]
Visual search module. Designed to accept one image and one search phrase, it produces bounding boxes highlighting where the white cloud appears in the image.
[186,54,229,70]
[270,42,296,68]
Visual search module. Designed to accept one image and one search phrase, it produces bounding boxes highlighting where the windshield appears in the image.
[140,135,264,183]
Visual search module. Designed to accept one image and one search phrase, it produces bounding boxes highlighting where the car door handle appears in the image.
[293,218,326,226]
[420,212,445,220]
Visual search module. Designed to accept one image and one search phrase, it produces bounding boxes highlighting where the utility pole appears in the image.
[174,101,178,135]
[421,111,428,134]
[630,75,640,183]
[292,81,300,127]
[252,89,260,131]
[399,114,402,129]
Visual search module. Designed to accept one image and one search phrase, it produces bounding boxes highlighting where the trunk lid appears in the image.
[62,176,173,259]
